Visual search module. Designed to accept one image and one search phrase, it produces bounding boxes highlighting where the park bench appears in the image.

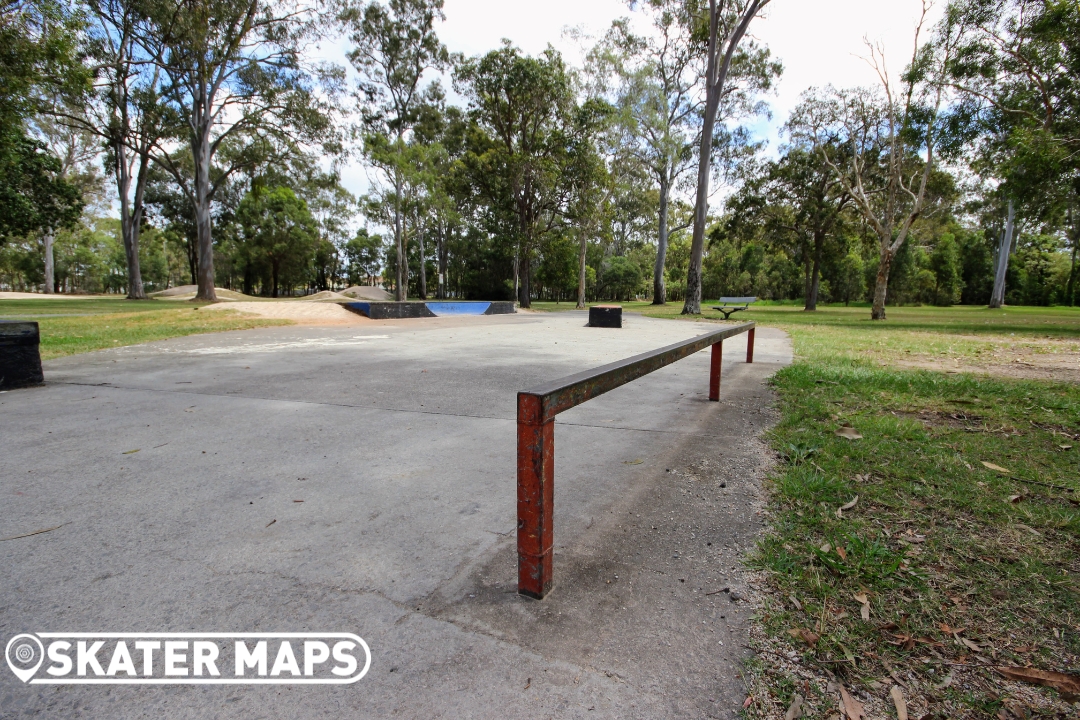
[711,296,757,320]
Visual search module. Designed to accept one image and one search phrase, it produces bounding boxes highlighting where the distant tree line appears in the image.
[2,0,1077,313]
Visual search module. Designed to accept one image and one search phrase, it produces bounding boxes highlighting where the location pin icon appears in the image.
[5,634,44,683]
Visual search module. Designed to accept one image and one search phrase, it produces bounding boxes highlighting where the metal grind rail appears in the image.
[516,321,756,598]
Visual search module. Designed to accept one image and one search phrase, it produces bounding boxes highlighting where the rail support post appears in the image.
[709,341,723,401]
[517,393,554,599]
[746,327,755,363]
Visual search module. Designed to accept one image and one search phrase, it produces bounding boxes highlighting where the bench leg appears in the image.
[517,395,554,599]
[709,340,723,401]
[746,327,755,363]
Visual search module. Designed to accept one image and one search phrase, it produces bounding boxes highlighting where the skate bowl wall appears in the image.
[342,301,516,320]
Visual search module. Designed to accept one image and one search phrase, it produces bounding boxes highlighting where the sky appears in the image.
[329,0,944,202]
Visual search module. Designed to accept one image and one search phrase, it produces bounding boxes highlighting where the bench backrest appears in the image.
[718,296,757,304]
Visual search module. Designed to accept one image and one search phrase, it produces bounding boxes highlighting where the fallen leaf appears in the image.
[122,449,140,455]
[1008,494,1024,504]
[789,595,803,611]
[836,546,847,561]
[623,459,643,465]
[1014,523,1041,536]
[961,638,981,652]
[788,628,820,647]
[839,685,865,720]
[860,602,870,621]
[981,461,1011,473]
[743,695,753,709]
[935,670,954,689]
[887,632,916,651]
[1060,444,1073,450]
[820,542,832,553]
[840,496,859,511]
[1012,644,1037,653]
[524,678,531,690]
[292,500,304,503]
[890,685,908,720]
[994,666,1080,700]
[785,693,804,720]
[835,425,863,440]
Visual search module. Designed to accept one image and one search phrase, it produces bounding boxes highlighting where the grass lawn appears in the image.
[0,296,291,359]
[536,300,1080,717]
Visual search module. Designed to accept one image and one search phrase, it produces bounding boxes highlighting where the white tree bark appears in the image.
[989,200,1015,309]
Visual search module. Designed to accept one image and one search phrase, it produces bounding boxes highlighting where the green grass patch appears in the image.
[532,301,1080,713]
[0,298,290,359]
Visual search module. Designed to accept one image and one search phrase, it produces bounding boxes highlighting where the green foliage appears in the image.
[928,232,963,305]
[344,228,384,286]
[0,0,89,133]
[235,186,319,297]
[0,126,83,243]
[599,255,643,300]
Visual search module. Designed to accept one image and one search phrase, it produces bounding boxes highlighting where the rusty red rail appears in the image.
[517,321,756,598]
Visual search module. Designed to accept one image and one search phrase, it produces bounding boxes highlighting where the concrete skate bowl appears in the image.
[341,301,516,320]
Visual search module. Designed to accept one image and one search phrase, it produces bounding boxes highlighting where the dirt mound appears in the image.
[339,285,393,301]
[151,285,197,297]
[202,301,367,325]
[153,287,258,301]
[300,290,352,302]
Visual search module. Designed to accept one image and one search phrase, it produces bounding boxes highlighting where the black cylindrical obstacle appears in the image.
[0,321,44,390]
[588,305,622,328]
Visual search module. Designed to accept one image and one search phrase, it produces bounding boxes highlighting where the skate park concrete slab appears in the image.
[0,311,791,718]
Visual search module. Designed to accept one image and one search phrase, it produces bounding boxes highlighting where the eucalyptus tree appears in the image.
[235,185,318,297]
[734,144,853,310]
[681,0,775,314]
[31,113,101,292]
[64,0,173,299]
[341,0,449,301]
[0,0,88,135]
[135,0,337,301]
[591,2,703,304]
[1,0,89,249]
[456,42,583,308]
[941,0,1080,305]
[789,2,957,319]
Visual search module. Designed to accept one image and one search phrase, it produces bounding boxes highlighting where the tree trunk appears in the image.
[871,246,892,320]
[653,175,670,305]
[682,8,722,316]
[576,229,587,309]
[682,101,714,314]
[437,223,446,300]
[989,200,1015,309]
[520,255,531,308]
[805,230,825,311]
[192,123,216,302]
[417,219,427,301]
[43,232,55,293]
[682,0,765,315]
[271,261,279,298]
[393,167,405,301]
